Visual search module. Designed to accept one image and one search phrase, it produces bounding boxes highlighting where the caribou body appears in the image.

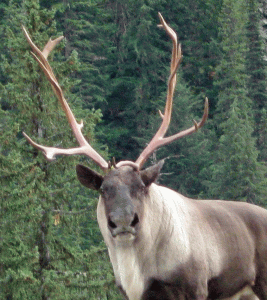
[76,162,267,300]
[22,13,267,300]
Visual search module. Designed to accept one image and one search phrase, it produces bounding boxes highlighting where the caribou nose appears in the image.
[108,209,139,237]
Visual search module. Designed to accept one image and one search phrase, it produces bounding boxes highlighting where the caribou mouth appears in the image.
[112,227,136,240]
[115,232,136,242]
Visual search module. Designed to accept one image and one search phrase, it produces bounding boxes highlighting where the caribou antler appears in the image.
[23,13,208,172]
[117,13,209,169]
[22,26,109,170]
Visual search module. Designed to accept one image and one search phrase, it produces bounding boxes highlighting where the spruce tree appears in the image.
[246,0,267,162]
[0,0,118,299]
[96,0,169,161]
[207,0,267,204]
[48,0,113,108]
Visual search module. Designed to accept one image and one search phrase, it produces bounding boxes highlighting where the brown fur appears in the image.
[76,163,267,300]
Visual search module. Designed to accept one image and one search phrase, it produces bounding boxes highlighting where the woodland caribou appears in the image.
[22,13,267,300]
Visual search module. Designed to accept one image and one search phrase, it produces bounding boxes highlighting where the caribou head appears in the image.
[23,13,267,300]
[76,160,165,242]
[22,13,208,243]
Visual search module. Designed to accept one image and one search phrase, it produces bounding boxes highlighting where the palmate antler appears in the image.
[23,13,208,172]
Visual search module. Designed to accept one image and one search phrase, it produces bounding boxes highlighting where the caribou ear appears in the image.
[140,160,165,187]
[76,164,104,191]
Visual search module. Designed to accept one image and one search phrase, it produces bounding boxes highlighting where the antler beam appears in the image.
[22,27,109,170]
[118,13,209,169]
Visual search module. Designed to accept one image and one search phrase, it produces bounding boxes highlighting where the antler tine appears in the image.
[133,13,208,170]
[157,12,182,137]
[22,27,109,170]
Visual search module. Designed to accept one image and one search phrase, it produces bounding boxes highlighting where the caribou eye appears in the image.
[100,185,107,195]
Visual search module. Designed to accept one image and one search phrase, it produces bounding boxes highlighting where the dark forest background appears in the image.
[1,0,267,298]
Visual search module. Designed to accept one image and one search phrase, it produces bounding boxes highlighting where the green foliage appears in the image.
[96,0,170,161]
[205,0,267,204]
[0,0,118,299]
[53,0,114,108]
[138,72,213,198]
[207,101,267,203]
[246,0,267,161]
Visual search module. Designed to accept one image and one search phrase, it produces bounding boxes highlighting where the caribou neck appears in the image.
[97,183,193,300]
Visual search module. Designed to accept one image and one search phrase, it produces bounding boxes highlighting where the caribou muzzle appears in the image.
[108,209,139,238]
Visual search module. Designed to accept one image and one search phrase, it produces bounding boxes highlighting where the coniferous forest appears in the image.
[1,0,267,298]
